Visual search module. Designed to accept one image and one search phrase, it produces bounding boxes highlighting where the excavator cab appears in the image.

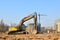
[8,12,37,35]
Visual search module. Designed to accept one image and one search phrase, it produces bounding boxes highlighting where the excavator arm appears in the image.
[19,12,37,30]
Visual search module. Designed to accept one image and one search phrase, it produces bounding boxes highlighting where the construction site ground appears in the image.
[0,33,60,40]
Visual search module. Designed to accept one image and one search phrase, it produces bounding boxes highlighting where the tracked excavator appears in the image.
[8,12,37,34]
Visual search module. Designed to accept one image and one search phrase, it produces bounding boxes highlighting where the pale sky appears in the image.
[0,0,60,26]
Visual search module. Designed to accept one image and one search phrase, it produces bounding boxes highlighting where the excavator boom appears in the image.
[19,12,37,30]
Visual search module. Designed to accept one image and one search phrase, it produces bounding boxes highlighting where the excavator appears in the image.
[8,12,37,34]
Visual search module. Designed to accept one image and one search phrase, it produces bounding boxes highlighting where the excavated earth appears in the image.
[0,33,60,40]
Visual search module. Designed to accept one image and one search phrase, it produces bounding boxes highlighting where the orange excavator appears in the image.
[8,12,37,34]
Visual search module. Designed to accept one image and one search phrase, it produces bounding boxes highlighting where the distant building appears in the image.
[41,27,46,33]
[37,23,41,33]
[41,26,55,34]
[55,19,60,33]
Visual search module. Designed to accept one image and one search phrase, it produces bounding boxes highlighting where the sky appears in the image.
[0,0,60,27]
